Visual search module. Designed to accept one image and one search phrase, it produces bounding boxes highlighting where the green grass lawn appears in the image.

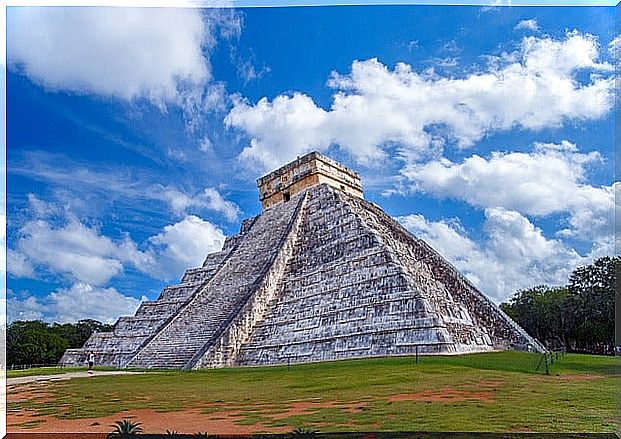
[7,366,118,378]
[7,352,620,433]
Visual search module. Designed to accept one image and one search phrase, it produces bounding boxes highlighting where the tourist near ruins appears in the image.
[60,152,545,370]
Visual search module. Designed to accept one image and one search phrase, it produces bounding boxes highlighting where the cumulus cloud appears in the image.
[609,34,621,66]
[8,219,154,285]
[7,8,238,111]
[7,249,34,279]
[158,187,240,221]
[399,208,584,302]
[147,215,225,279]
[8,294,44,322]
[9,215,226,285]
[8,283,144,324]
[7,213,224,323]
[8,194,227,284]
[514,19,539,32]
[401,140,615,249]
[226,31,614,171]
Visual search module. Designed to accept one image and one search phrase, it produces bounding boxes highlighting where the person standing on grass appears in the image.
[87,351,95,374]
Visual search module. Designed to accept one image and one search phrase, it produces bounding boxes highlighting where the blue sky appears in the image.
[5,4,618,324]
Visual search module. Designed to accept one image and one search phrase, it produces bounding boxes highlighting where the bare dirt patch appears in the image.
[269,400,368,419]
[556,374,606,382]
[7,387,55,403]
[7,392,372,434]
[8,406,293,434]
[7,433,107,439]
[389,387,495,403]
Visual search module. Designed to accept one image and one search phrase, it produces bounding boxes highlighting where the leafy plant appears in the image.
[290,426,318,438]
[500,256,618,355]
[107,419,143,437]
[7,318,112,367]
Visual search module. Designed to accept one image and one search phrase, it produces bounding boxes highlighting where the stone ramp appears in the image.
[189,192,309,369]
[125,192,307,369]
[236,185,453,366]
[236,185,544,366]
[346,193,546,353]
[59,246,236,367]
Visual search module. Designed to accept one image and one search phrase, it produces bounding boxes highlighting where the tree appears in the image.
[51,319,113,349]
[7,321,68,366]
[8,319,113,367]
[500,285,571,349]
[566,256,617,354]
[501,256,618,355]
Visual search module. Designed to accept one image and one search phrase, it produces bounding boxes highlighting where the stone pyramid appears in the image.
[60,152,545,369]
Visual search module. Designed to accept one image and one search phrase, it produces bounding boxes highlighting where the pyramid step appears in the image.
[63,154,545,370]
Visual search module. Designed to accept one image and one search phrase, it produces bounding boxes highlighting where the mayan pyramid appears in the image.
[60,152,545,369]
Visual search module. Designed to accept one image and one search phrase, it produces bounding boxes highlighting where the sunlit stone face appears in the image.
[256,151,363,209]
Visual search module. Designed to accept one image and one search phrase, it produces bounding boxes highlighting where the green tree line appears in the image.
[6,257,617,365]
[7,319,112,367]
[500,256,618,355]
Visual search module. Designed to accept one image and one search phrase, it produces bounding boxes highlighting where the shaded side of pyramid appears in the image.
[61,152,545,370]
[228,184,544,367]
[60,190,308,369]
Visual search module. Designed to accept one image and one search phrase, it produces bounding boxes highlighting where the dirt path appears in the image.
[7,371,143,386]
[7,392,369,434]
[8,406,294,434]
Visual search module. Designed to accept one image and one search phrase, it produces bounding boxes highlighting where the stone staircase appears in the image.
[236,185,454,366]
[124,192,307,369]
[59,236,238,368]
[345,193,546,353]
[61,180,545,369]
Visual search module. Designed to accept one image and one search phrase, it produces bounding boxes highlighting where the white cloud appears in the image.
[226,31,614,171]
[7,8,237,110]
[401,141,615,248]
[8,283,144,324]
[9,189,229,285]
[159,187,240,221]
[399,208,584,302]
[9,210,227,285]
[514,19,539,32]
[148,215,225,279]
[9,219,154,285]
[609,34,621,65]
[198,136,213,152]
[7,249,34,279]
[227,92,332,171]
[8,295,45,322]
[479,0,509,13]
[26,193,66,220]
[13,158,242,222]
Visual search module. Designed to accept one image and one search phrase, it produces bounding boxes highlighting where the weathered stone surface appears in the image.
[257,151,363,208]
[60,153,545,369]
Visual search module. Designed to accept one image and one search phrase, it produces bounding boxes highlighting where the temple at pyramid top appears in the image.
[257,151,363,209]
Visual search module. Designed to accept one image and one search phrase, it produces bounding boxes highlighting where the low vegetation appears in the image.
[501,256,617,355]
[7,352,619,433]
[7,319,112,368]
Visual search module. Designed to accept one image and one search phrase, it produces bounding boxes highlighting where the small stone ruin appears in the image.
[60,152,545,369]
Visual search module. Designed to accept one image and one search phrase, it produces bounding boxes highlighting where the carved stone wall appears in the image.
[123,191,306,369]
[60,181,545,369]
